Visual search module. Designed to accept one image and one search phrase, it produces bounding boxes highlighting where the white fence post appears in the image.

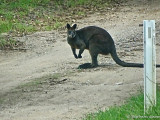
[143,20,156,113]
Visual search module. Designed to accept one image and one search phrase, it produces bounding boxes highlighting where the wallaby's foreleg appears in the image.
[77,43,86,58]
[71,47,78,59]
[78,49,84,58]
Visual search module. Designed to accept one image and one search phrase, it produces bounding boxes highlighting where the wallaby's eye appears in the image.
[68,30,75,34]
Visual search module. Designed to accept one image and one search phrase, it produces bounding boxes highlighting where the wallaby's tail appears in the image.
[111,44,155,68]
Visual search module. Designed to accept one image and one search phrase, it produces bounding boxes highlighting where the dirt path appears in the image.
[1,0,160,120]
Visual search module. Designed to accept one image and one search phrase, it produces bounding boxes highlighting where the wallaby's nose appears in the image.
[72,34,75,38]
[68,34,72,38]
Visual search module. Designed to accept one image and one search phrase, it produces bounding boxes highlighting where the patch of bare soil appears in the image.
[1,0,160,120]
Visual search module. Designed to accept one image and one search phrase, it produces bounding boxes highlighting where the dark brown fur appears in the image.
[66,24,160,69]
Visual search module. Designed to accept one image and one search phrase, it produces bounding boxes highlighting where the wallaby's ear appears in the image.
[72,24,77,29]
[66,23,70,29]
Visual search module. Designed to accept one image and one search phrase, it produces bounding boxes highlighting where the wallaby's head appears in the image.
[66,23,77,38]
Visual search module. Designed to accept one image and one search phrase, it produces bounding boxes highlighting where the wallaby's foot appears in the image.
[77,63,98,69]
[77,63,92,69]
[91,64,98,68]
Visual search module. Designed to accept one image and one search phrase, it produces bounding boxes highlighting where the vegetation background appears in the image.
[0,0,123,49]
[0,0,122,34]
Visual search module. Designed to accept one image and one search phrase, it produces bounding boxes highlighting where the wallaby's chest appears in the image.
[68,38,82,49]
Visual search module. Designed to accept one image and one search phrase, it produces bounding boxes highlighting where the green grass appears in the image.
[0,0,51,34]
[84,87,160,120]
[0,0,123,34]
[0,35,22,49]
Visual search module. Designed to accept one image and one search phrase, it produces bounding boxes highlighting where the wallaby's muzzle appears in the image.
[68,31,76,38]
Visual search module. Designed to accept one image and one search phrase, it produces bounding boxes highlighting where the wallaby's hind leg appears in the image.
[89,45,98,67]
[77,45,98,69]
[89,52,98,67]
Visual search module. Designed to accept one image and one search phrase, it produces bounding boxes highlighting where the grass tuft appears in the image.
[0,35,23,50]
[84,87,160,120]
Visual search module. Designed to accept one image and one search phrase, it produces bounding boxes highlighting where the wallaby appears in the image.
[66,23,160,68]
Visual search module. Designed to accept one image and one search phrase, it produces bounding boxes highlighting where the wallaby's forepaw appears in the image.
[78,55,82,58]
[74,54,78,59]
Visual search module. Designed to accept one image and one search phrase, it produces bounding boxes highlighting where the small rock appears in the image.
[115,82,123,85]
